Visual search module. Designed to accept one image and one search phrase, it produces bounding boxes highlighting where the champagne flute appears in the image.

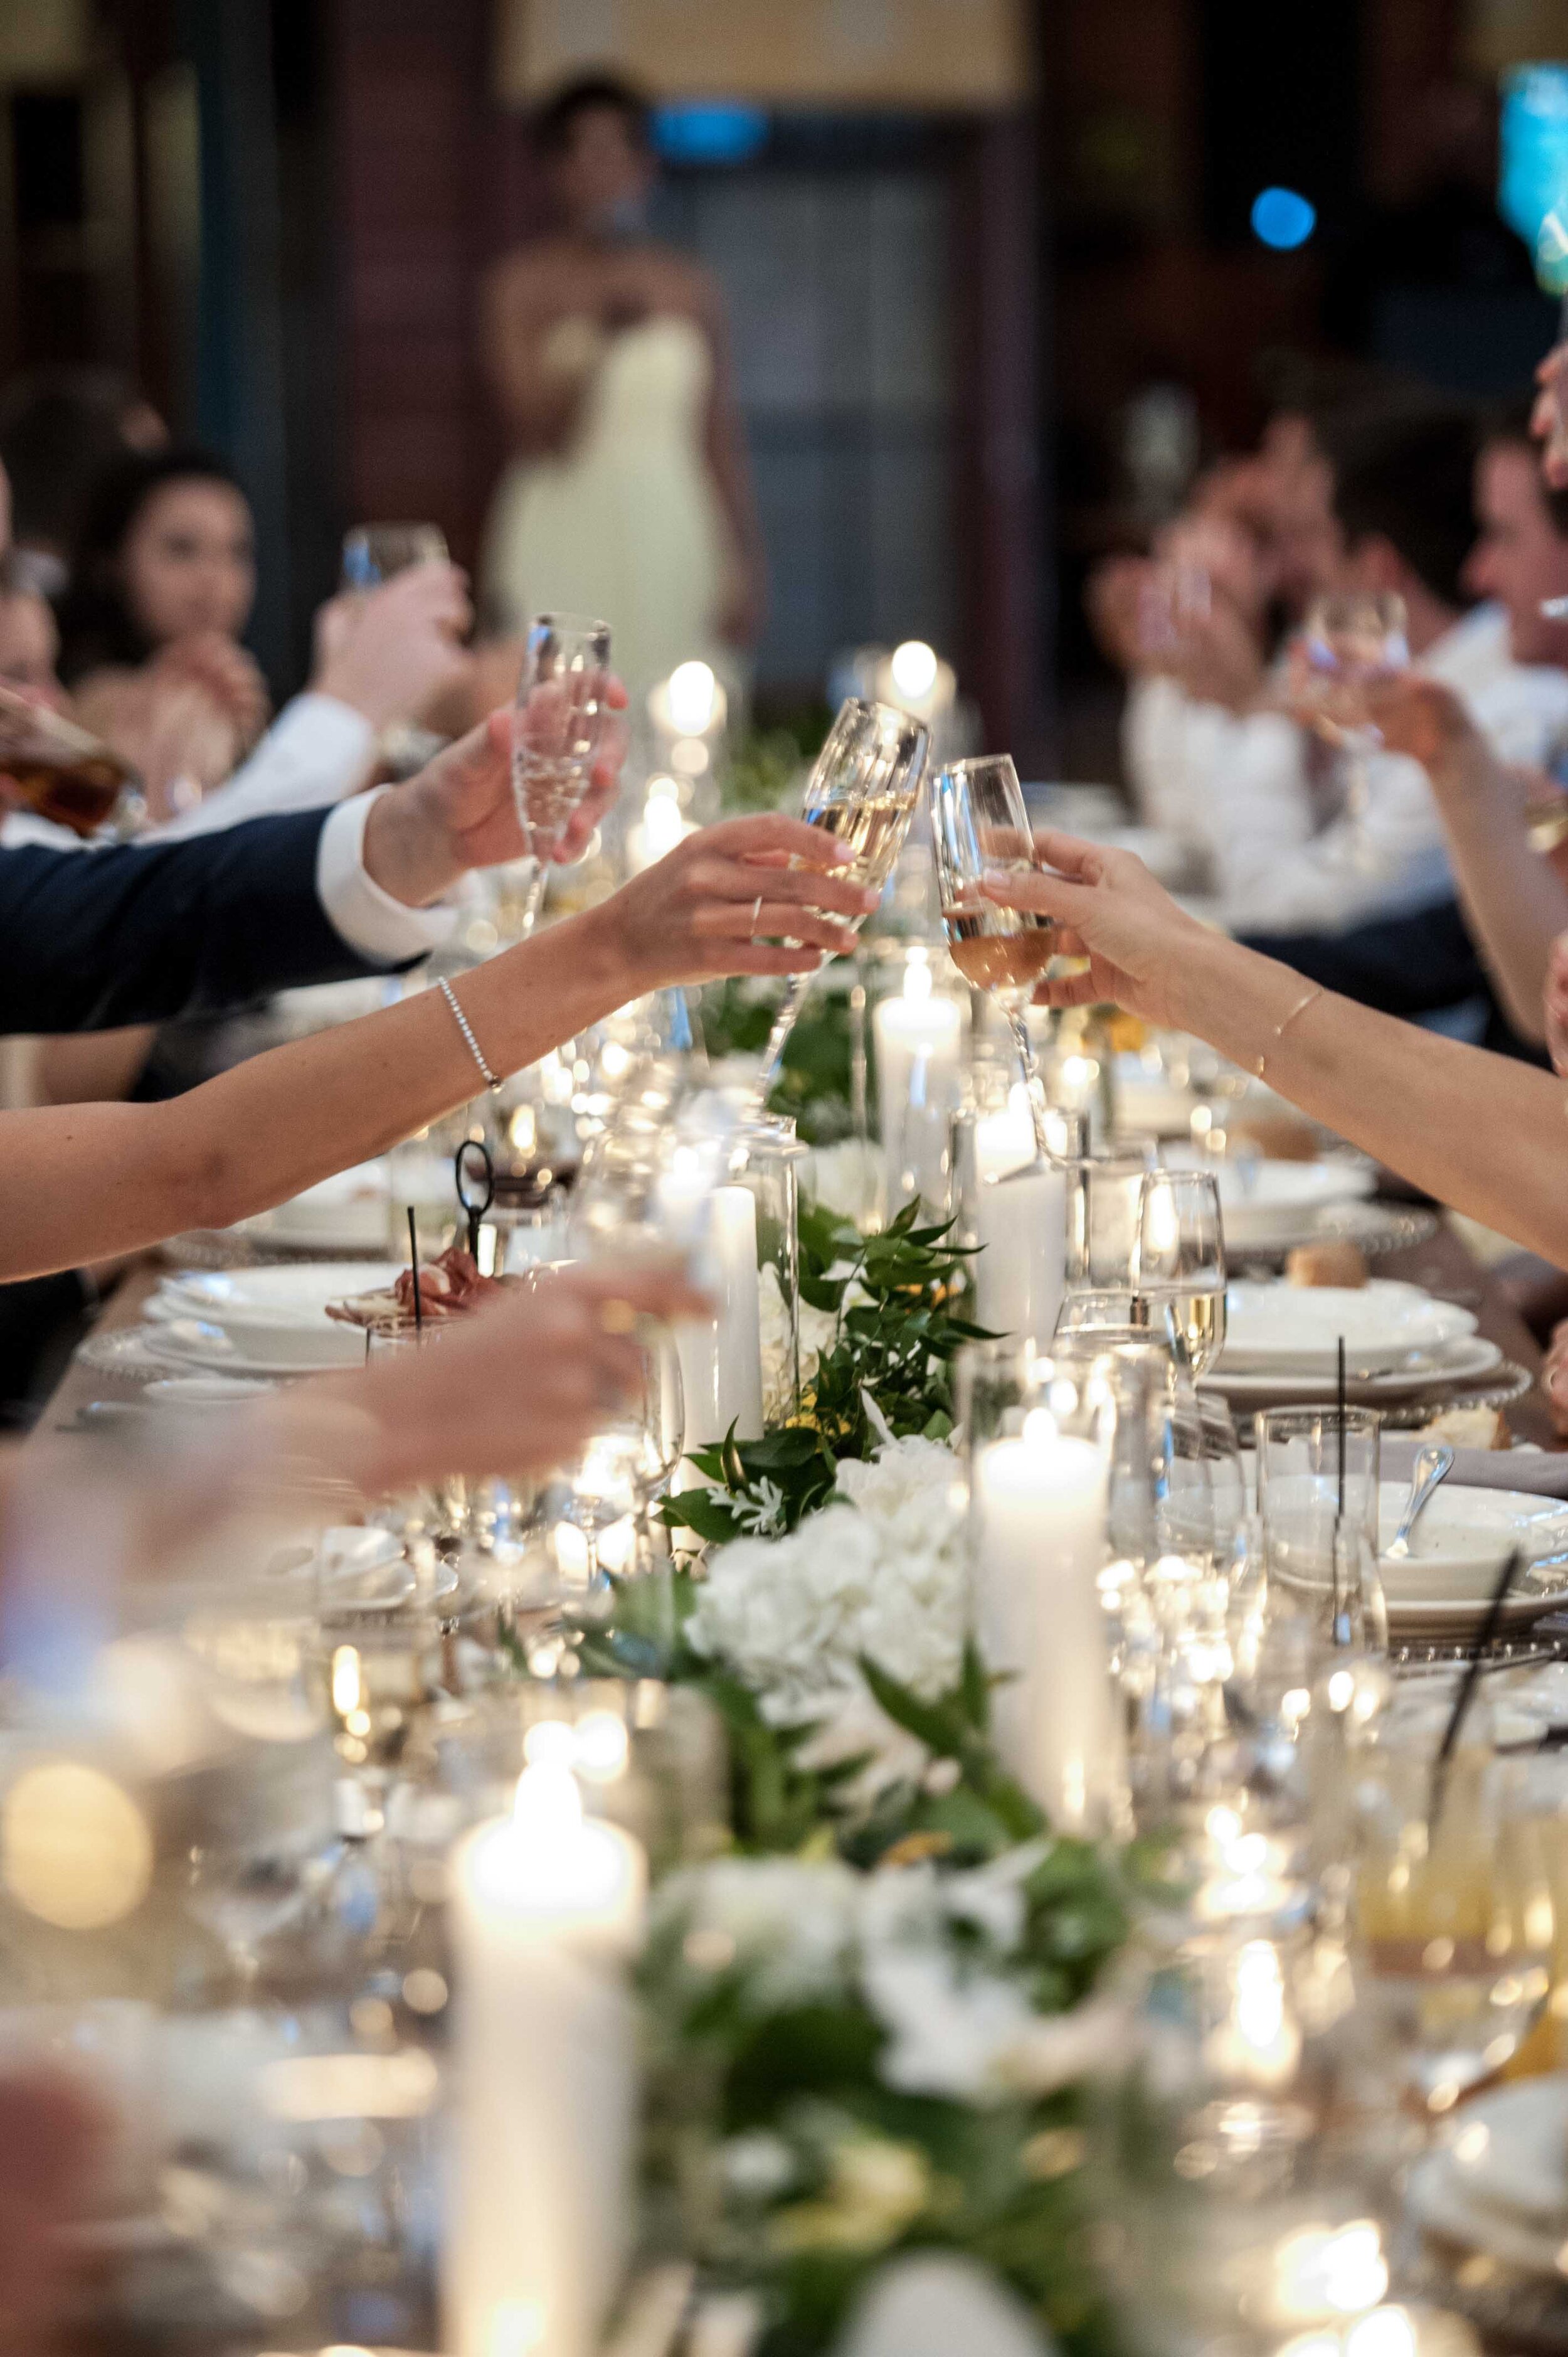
[1131,1168,1228,1375]
[511,612,614,936]
[754,698,930,1100]
[340,521,449,588]
[931,753,1056,1161]
[1298,593,1409,848]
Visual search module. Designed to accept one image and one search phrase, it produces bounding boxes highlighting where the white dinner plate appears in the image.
[1409,2077,1568,2274]
[145,1375,277,1411]
[233,1160,392,1251]
[159,1262,403,1321]
[1204,1334,1503,1405]
[1217,1279,1476,1375]
[142,1317,365,1381]
[1210,1159,1376,1248]
[1444,2075,1568,2226]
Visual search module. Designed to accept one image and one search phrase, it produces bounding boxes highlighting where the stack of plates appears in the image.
[137,1260,401,1379]
[1409,2078,1568,2278]
[1207,1280,1498,1406]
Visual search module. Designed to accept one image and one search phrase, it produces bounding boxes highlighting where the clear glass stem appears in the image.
[755,972,813,1102]
[1004,1009,1052,1163]
[517,859,548,936]
[582,1523,606,1607]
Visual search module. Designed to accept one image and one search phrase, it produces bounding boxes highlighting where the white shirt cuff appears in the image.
[316,789,460,965]
[155,693,377,839]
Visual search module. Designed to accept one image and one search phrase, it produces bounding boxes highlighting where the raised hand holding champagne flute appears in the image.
[930,753,1056,1159]
[511,610,617,933]
[753,697,930,1097]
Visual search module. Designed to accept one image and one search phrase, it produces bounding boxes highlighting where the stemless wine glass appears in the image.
[341,522,450,588]
[510,612,614,935]
[1350,1698,1555,2115]
[754,698,930,1099]
[1131,1168,1228,1375]
[930,753,1057,1161]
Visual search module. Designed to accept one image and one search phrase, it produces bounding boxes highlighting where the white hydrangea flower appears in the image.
[685,1435,968,1797]
[656,1854,859,2007]
[861,1945,1041,2102]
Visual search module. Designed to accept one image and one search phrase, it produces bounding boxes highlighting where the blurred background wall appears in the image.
[0,0,1562,772]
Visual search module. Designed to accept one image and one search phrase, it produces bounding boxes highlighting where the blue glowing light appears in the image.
[1499,65,1568,285]
[1250,186,1317,250]
[650,103,768,167]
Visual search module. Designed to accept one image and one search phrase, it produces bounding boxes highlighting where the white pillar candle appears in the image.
[446,1762,647,2357]
[874,960,963,1210]
[678,1184,764,1446]
[973,1163,1066,1345]
[971,1414,1113,1830]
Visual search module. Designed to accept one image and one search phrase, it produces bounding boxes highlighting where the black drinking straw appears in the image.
[1430,1546,1523,1826]
[406,1205,423,1339]
[1336,1334,1347,1520]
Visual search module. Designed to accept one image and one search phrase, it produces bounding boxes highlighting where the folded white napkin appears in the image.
[1380,1437,1568,1499]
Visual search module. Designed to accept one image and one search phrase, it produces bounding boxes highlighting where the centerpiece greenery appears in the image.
[546,1187,1131,2357]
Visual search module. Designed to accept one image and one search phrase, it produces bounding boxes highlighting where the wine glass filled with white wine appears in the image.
[930,754,1056,1158]
[753,698,930,1098]
[1130,1168,1227,1375]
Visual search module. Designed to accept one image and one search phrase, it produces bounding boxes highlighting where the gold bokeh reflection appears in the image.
[2,1759,154,1930]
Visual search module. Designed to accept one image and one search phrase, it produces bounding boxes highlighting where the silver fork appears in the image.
[1382,1442,1454,1560]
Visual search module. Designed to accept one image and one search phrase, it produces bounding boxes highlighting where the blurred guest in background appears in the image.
[1093,396,1568,1049]
[0,363,165,600]
[55,444,270,819]
[480,72,764,700]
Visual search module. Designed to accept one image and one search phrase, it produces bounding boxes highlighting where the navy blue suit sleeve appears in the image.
[0,810,418,1033]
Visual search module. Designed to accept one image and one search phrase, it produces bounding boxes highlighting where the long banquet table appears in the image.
[27,1217,1561,1449]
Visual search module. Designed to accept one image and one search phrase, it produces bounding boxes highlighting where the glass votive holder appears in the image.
[460,1677,729,1876]
[1256,1406,1382,1615]
[728,1114,806,1426]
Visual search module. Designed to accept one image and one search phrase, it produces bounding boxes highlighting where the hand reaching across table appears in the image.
[980,829,1568,1273]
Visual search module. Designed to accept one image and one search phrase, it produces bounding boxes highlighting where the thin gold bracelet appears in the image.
[1251,983,1324,1082]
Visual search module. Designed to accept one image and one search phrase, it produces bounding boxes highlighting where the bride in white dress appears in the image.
[480,77,765,703]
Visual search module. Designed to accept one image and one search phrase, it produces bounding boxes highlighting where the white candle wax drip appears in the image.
[446,1762,647,2357]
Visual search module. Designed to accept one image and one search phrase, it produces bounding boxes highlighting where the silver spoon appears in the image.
[1382,1441,1454,1561]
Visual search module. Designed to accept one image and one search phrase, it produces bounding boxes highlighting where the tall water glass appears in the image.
[1256,1405,1382,1648]
[511,611,614,935]
[754,698,930,1099]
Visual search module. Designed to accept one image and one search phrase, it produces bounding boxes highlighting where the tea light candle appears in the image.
[973,1163,1067,1344]
[677,1184,764,1445]
[970,1411,1112,1828]
[446,1761,647,2357]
